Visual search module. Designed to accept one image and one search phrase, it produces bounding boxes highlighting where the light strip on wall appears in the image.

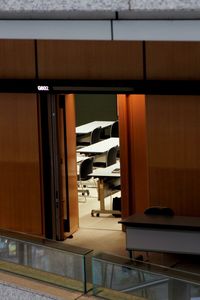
[53,86,135,93]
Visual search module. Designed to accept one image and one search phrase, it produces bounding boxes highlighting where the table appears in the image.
[76,137,119,154]
[120,213,200,258]
[76,121,115,135]
[91,161,120,177]
[89,162,121,217]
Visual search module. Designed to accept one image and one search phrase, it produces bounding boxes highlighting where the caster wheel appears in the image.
[96,213,100,217]
[86,191,90,196]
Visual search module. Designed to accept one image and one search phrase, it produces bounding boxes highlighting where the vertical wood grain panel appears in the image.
[117,94,149,217]
[57,100,67,241]
[57,103,67,221]
[37,40,143,80]
[117,95,130,217]
[0,94,43,235]
[146,41,200,80]
[64,94,78,237]
[146,95,200,216]
[127,95,149,213]
[0,40,36,78]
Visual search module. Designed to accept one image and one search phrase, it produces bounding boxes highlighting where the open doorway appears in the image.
[74,94,122,233]
[64,93,148,256]
[39,91,147,255]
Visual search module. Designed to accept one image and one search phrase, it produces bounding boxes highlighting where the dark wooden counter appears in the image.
[119,213,200,231]
[119,213,200,256]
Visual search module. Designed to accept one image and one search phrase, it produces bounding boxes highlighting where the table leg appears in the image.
[98,178,105,211]
[91,178,121,217]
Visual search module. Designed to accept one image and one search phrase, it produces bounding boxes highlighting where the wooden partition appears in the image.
[117,94,149,217]
[146,41,200,80]
[146,95,200,216]
[117,95,130,217]
[64,94,79,237]
[0,94,43,235]
[37,40,143,80]
[2,38,200,236]
[0,40,36,78]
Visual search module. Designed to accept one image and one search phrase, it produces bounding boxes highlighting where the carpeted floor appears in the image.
[65,189,126,256]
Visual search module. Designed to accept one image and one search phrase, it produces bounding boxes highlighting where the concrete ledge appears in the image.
[0,10,116,20]
[0,0,129,12]
[119,10,200,20]
[0,271,95,300]
[130,0,200,10]
[0,0,200,20]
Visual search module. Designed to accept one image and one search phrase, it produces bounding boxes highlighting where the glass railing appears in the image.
[1,230,200,299]
[92,252,200,300]
[0,230,93,294]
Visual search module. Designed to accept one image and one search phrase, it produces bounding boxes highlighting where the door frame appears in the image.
[1,78,199,240]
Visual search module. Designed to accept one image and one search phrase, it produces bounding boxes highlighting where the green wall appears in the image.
[75,94,117,126]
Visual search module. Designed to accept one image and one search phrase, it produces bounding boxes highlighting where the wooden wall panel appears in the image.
[146,42,200,80]
[64,94,79,237]
[146,95,200,216]
[0,94,43,236]
[117,95,130,217]
[0,40,36,78]
[117,94,149,217]
[127,95,149,213]
[37,40,143,80]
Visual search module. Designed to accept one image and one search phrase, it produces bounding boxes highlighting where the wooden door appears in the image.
[117,94,149,217]
[64,94,79,237]
[56,94,78,239]
[39,94,78,240]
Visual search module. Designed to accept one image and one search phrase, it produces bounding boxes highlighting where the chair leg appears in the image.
[78,180,89,203]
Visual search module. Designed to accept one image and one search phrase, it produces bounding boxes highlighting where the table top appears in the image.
[76,121,115,135]
[89,161,120,178]
[76,137,119,154]
[119,213,200,231]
